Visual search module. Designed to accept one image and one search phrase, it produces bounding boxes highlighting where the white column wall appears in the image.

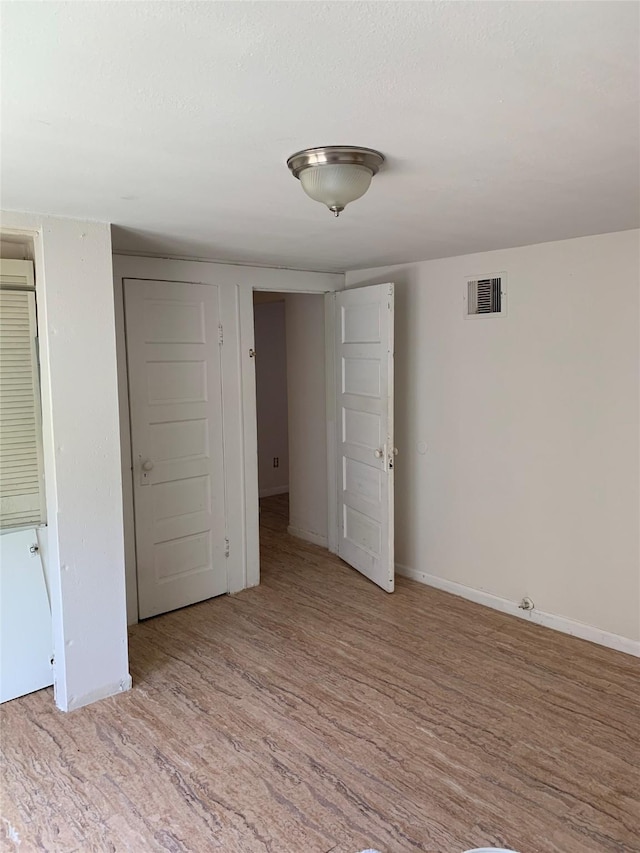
[1,211,131,710]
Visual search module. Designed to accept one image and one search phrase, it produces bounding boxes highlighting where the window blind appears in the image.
[0,262,46,530]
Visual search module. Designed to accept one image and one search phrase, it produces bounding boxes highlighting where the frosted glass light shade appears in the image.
[287,146,384,216]
[299,164,373,214]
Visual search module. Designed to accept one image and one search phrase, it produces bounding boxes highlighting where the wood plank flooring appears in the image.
[1,494,639,852]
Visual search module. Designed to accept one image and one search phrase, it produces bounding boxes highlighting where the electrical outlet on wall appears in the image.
[273,457,279,468]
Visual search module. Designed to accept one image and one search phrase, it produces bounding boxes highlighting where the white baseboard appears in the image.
[259,485,289,498]
[63,674,133,712]
[395,564,639,658]
[287,525,328,548]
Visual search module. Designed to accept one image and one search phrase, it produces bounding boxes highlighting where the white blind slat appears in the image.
[0,267,46,530]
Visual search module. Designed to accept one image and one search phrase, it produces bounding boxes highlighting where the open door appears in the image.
[333,283,394,592]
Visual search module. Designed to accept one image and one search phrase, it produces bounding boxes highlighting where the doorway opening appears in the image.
[253,290,329,575]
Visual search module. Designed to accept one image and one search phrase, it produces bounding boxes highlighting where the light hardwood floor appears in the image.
[1,494,639,852]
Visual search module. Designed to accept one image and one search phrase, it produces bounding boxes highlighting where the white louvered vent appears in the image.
[0,261,46,530]
[466,274,506,317]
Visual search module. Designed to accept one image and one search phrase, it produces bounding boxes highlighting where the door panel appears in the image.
[0,528,53,704]
[124,280,227,619]
[334,284,394,592]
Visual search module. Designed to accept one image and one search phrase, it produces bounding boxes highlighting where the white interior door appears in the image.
[334,283,394,591]
[124,280,228,619]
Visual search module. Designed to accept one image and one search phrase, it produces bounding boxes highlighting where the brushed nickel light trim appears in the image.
[287,146,385,177]
[286,145,385,216]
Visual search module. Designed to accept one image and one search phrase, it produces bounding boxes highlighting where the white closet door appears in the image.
[124,280,228,619]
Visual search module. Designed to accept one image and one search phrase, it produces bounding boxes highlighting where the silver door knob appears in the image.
[374,449,383,459]
[141,459,154,472]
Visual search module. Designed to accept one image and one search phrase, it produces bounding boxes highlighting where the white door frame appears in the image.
[325,293,339,554]
[240,284,341,589]
[113,254,341,623]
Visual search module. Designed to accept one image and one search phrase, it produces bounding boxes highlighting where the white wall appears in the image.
[1,211,131,710]
[346,230,640,650]
[254,300,289,497]
[285,294,329,547]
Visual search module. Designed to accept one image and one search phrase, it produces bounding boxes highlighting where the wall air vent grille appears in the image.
[466,274,506,317]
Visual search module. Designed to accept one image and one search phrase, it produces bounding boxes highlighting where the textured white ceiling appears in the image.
[2,1,638,272]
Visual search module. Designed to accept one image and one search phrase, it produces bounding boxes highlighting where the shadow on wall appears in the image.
[253,297,290,499]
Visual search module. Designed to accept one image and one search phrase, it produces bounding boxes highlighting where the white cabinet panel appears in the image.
[0,528,52,704]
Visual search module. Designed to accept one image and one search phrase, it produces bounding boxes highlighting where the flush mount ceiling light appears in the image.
[287,145,385,217]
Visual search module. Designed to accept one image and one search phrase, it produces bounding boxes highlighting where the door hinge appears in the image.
[218,324,224,345]
[224,537,230,558]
